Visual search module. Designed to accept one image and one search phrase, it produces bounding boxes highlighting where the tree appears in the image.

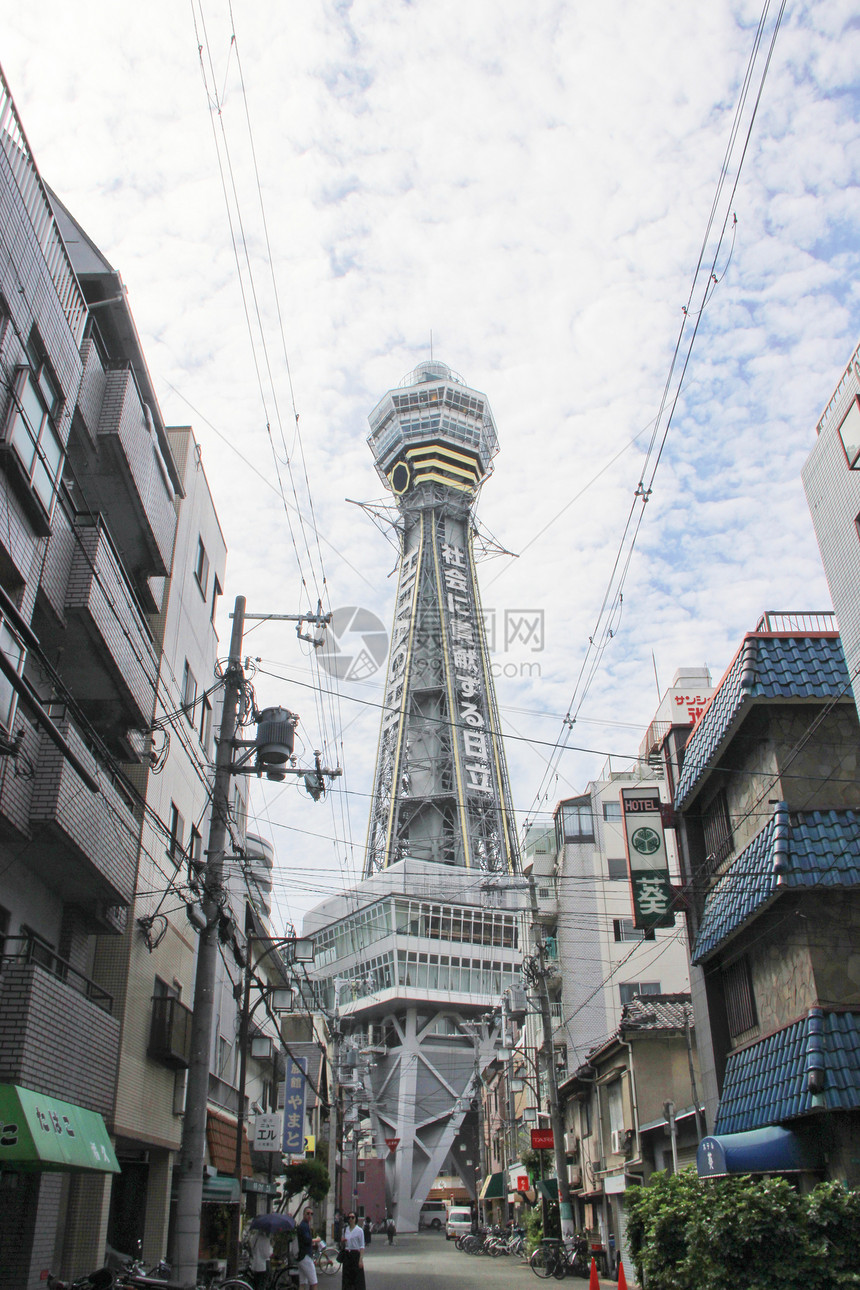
[282,1158,331,1213]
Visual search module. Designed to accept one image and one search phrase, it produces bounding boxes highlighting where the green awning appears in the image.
[479,1171,505,1200]
[0,1084,119,1174]
[203,1173,241,1203]
[536,1178,558,1200]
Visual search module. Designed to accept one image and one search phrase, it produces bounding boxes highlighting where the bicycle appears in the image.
[529,1238,564,1278]
[313,1245,338,1277]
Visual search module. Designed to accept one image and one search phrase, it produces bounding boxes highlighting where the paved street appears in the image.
[335,1232,622,1290]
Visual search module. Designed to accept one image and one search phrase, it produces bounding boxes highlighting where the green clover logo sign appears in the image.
[631,826,661,856]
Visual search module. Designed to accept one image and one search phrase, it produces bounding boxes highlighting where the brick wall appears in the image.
[0,961,119,1113]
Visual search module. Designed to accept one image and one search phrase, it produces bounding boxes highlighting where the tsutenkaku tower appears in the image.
[365,360,519,876]
[304,363,525,1233]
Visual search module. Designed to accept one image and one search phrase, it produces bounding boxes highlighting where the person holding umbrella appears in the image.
[247,1213,296,1290]
[340,1212,365,1290]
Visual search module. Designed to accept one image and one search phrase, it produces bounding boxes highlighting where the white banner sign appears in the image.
[252,1112,283,1152]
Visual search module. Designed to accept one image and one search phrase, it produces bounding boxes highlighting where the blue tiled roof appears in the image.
[675,634,850,807]
[715,1011,860,1134]
[692,808,860,963]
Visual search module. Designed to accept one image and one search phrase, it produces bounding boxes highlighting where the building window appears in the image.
[211,574,222,626]
[613,919,655,942]
[723,956,757,1037]
[702,789,733,876]
[189,825,203,879]
[580,1097,592,1138]
[838,395,860,468]
[607,857,628,881]
[182,660,197,723]
[356,1165,365,1184]
[619,981,661,1004]
[556,796,594,847]
[200,692,213,751]
[0,615,25,732]
[3,364,64,525]
[194,537,210,597]
[603,802,623,821]
[168,802,185,865]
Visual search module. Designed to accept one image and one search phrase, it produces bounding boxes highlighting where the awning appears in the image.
[697,1127,825,1178]
[536,1178,558,1200]
[203,1173,241,1204]
[478,1171,505,1200]
[0,1084,119,1174]
[206,1108,253,1178]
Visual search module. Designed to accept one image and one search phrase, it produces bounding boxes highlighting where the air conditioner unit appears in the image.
[564,1132,579,1156]
[567,1164,582,1188]
[610,1129,626,1155]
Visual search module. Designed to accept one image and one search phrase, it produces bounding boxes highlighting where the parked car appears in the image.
[445,1206,473,1241]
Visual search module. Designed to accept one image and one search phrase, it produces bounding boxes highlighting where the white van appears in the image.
[419,1200,447,1230]
[445,1206,473,1241]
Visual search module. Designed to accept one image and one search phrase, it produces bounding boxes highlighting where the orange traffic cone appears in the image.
[589,1256,600,1290]
[617,1260,628,1290]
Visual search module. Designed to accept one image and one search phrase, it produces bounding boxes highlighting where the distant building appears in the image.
[560,994,702,1276]
[673,614,860,1186]
[523,668,712,1080]
[803,341,860,720]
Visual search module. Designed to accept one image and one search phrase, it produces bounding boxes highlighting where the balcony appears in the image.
[0,938,120,1115]
[69,348,178,606]
[26,715,139,932]
[148,994,193,1069]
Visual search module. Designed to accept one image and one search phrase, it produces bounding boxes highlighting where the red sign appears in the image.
[385,1137,400,1152]
[517,1175,530,1192]
[531,1128,554,1150]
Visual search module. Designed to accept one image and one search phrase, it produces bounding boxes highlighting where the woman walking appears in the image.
[340,1211,366,1290]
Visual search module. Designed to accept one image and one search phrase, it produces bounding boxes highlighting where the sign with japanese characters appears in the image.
[252,1112,282,1152]
[0,1083,120,1173]
[385,1137,400,1152]
[281,1056,308,1155]
[620,789,675,929]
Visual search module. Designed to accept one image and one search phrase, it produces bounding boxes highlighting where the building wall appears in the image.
[803,345,860,721]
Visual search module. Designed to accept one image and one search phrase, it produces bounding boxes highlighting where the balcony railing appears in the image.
[149,994,193,1068]
[755,611,837,635]
[1,934,113,1013]
[0,68,87,346]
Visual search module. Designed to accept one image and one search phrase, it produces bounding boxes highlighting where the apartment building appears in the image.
[673,613,860,1184]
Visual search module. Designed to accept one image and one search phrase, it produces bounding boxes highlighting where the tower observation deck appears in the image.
[365,361,518,875]
[304,364,524,1231]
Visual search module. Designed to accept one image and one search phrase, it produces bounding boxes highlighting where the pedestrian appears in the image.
[363,1217,372,1247]
[247,1226,273,1290]
[296,1206,319,1290]
[386,1217,395,1246]
[340,1211,366,1290]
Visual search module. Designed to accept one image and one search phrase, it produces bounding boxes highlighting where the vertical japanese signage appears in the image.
[282,1056,308,1155]
[440,540,496,800]
[620,789,675,929]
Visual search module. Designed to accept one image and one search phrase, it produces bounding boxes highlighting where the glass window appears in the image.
[603,801,623,821]
[0,616,25,732]
[838,396,860,468]
[182,660,197,723]
[556,796,594,845]
[194,537,210,596]
[723,956,757,1037]
[168,802,185,865]
[5,366,65,520]
[607,857,628,881]
[619,981,661,1004]
[200,693,213,750]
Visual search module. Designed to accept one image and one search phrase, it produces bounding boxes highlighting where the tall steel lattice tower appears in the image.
[305,363,524,1231]
[365,360,519,875]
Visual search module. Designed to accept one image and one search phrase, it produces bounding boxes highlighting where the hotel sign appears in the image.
[620,789,675,929]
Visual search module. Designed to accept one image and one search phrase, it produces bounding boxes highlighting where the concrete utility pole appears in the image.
[526,874,575,1239]
[172,597,247,1288]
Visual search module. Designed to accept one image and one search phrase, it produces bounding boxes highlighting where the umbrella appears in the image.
[249,1212,296,1234]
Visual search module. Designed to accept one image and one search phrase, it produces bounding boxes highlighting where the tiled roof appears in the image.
[675,634,849,807]
[715,1010,860,1134]
[692,808,860,963]
[206,1108,253,1177]
[620,993,693,1032]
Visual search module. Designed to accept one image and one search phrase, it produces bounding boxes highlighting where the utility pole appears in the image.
[525,873,574,1239]
[173,596,247,1288]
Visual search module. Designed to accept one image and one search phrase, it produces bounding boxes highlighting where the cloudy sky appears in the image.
[2,1,858,929]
